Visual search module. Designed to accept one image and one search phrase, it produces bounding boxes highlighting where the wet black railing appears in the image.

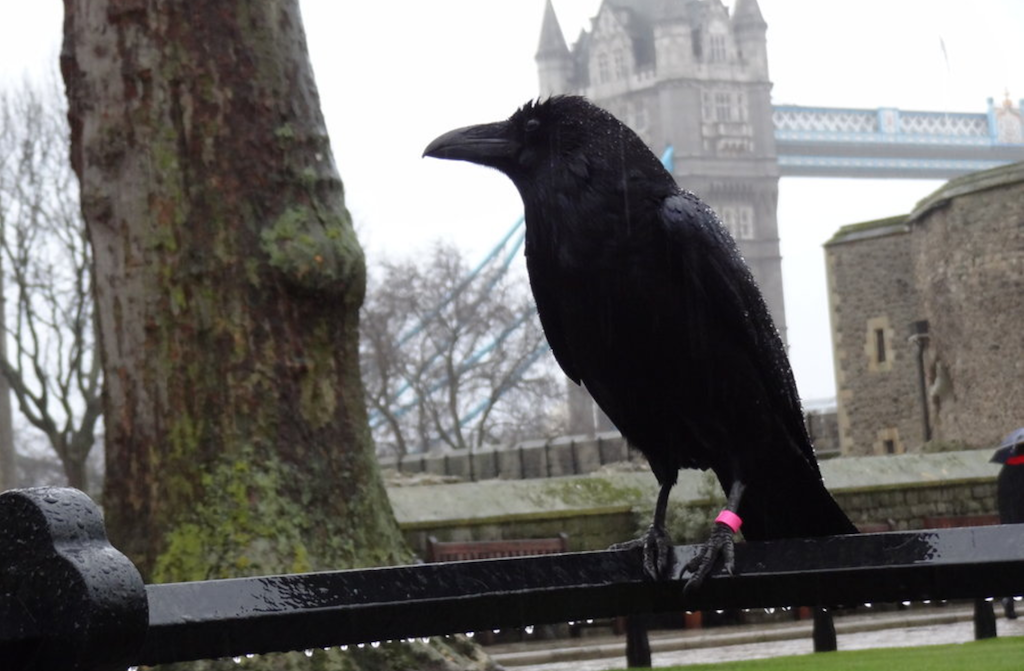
[3,486,1023,671]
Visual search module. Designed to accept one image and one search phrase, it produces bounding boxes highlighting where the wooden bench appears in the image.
[922,514,1000,529]
[425,533,569,563]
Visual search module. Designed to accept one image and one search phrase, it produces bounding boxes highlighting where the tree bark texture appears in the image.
[61,0,409,582]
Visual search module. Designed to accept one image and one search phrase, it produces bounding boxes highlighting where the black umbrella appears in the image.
[990,427,1024,464]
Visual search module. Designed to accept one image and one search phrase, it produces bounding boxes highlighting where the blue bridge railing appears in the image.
[772,100,1024,178]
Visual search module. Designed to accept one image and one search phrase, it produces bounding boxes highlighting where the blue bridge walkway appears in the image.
[773,97,1024,178]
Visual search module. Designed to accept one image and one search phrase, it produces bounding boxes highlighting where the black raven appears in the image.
[424,95,856,587]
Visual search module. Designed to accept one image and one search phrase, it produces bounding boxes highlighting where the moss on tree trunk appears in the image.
[62,2,493,669]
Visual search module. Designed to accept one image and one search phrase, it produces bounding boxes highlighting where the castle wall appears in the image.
[390,450,999,557]
[908,165,1024,449]
[826,162,1024,454]
[825,219,924,455]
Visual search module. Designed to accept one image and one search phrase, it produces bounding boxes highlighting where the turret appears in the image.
[731,0,768,79]
[536,0,573,96]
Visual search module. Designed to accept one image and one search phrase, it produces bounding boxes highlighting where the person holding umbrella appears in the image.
[991,427,1024,619]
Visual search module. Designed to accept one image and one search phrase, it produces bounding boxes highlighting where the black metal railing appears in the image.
[3,486,1023,671]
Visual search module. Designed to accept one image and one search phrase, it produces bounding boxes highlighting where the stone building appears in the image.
[825,216,923,456]
[536,0,785,434]
[826,161,1024,455]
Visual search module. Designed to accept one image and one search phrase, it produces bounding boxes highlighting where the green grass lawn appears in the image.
[636,637,1024,671]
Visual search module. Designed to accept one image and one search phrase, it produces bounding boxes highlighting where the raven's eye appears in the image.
[525,118,541,133]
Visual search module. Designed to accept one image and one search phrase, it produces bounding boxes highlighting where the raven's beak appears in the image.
[423,120,516,168]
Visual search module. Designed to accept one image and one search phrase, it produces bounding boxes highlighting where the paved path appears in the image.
[489,604,1024,670]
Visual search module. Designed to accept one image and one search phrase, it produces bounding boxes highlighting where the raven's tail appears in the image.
[731,454,858,541]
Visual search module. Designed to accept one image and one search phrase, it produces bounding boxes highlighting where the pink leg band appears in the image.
[715,509,743,533]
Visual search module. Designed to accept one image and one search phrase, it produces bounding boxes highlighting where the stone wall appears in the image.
[381,414,842,481]
[380,432,644,482]
[832,480,995,531]
[825,162,1024,455]
[388,471,652,557]
[390,450,1000,559]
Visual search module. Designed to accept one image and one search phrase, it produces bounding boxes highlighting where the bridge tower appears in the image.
[536,0,785,433]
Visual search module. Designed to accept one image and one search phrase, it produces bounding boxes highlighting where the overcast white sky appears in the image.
[2,0,1022,403]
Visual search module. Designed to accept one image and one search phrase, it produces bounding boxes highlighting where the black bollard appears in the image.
[812,607,837,652]
[624,614,652,668]
[973,598,997,640]
[0,487,148,671]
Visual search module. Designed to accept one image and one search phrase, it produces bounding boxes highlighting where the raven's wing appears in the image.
[658,192,817,470]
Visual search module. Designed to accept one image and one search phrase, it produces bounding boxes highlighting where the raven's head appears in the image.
[423,96,625,188]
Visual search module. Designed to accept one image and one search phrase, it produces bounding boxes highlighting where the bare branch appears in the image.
[0,75,102,489]
[361,243,564,456]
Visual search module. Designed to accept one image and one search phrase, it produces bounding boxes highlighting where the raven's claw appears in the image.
[682,522,736,594]
[611,524,676,580]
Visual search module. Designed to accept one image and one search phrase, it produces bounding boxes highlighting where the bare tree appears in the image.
[0,77,101,490]
[361,242,564,455]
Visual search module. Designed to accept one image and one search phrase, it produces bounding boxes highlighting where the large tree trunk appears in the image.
[61,5,494,666]
[61,0,407,581]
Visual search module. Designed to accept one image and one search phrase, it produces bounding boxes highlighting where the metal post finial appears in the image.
[0,487,148,671]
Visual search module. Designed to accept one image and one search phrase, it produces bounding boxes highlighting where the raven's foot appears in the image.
[682,522,736,594]
[610,524,676,580]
